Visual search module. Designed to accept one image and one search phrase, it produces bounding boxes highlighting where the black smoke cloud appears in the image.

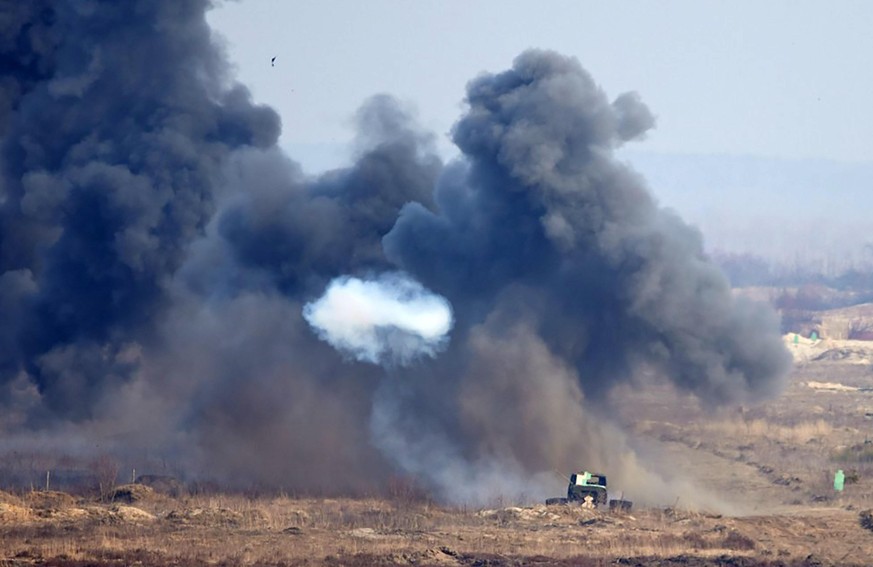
[0,1,790,502]
[387,51,786,405]
[0,0,279,420]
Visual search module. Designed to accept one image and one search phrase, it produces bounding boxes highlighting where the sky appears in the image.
[207,0,873,272]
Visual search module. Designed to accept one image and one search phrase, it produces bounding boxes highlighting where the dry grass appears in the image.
[5,354,873,565]
[704,417,833,444]
[833,442,873,463]
[2,491,872,566]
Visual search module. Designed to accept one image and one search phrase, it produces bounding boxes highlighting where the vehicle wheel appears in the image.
[609,499,633,512]
[596,490,609,505]
[545,497,568,506]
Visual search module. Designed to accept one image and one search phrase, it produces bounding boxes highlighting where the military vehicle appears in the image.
[546,470,631,510]
[567,471,608,505]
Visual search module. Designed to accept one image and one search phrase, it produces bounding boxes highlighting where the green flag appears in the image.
[834,469,845,492]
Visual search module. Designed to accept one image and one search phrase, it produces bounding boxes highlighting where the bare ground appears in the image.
[3,348,873,566]
[2,493,868,566]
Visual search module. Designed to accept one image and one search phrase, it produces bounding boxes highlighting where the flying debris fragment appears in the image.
[271,56,276,67]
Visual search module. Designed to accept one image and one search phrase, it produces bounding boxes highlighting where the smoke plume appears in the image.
[0,0,790,505]
[303,274,453,365]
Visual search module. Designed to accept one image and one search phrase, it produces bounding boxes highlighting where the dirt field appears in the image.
[3,340,873,566]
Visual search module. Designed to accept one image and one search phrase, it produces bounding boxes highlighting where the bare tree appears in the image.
[90,455,119,501]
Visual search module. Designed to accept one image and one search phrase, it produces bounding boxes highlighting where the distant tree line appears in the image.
[713,250,873,296]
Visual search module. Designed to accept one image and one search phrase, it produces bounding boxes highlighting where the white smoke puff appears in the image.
[303,273,453,365]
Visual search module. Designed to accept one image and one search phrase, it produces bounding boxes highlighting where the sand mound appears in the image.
[24,490,77,509]
[165,506,264,527]
[785,333,873,365]
[109,483,155,503]
[806,380,857,392]
[813,348,872,364]
[415,547,462,565]
[111,505,156,523]
[135,474,185,496]
[37,506,90,521]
